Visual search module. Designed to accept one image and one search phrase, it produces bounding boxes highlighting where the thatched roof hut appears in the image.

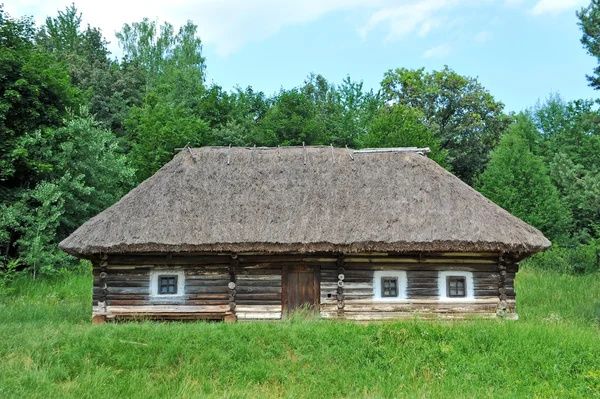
[61,146,550,323]
[60,146,549,257]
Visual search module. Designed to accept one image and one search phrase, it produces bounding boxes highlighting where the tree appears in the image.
[529,95,600,242]
[381,66,509,185]
[116,18,205,100]
[476,115,571,243]
[336,76,381,147]
[1,112,134,275]
[0,6,78,183]
[37,4,145,135]
[578,0,600,89]
[357,104,448,166]
[126,93,209,181]
[258,88,324,146]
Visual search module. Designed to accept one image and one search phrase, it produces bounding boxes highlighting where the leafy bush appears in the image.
[0,257,19,296]
[524,240,600,275]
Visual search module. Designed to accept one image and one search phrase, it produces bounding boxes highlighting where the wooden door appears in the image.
[283,265,319,313]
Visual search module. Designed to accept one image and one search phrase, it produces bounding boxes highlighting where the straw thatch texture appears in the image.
[60,146,551,256]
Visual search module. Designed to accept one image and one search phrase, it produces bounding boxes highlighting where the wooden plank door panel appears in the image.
[283,266,319,313]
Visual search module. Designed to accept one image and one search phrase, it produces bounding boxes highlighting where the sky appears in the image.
[5,0,598,112]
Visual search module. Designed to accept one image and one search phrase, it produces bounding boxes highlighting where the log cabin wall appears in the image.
[319,253,512,320]
[92,252,518,322]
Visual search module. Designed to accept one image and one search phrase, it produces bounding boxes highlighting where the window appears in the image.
[446,276,466,298]
[381,277,398,297]
[373,270,407,301]
[158,275,178,295]
[150,270,184,297]
[438,271,474,301]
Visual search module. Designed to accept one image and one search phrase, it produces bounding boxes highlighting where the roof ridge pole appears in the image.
[277,145,281,160]
[345,145,355,161]
[330,143,336,164]
[227,144,232,165]
[303,142,307,165]
[252,144,256,165]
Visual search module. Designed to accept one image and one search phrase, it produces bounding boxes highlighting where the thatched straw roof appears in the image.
[60,146,550,256]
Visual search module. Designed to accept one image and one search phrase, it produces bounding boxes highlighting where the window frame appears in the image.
[446,276,467,298]
[373,270,407,301]
[381,276,399,298]
[158,275,179,295]
[150,270,185,298]
[438,271,474,301]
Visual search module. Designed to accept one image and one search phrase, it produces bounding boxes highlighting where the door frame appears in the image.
[282,264,320,315]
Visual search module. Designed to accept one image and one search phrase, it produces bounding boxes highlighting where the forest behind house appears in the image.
[1,2,600,282]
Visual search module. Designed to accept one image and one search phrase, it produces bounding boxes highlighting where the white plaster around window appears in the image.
[373,270,407,301]
[438,271,475,302]
[150,270,185,298]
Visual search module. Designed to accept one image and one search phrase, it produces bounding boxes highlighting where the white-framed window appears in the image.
[438,271,474,301]
[150,270,185,297]
[373,270,407,301]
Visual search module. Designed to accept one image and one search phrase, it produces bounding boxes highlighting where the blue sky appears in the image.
[7,0,597,112]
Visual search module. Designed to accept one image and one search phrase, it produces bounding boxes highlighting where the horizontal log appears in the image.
[407,283,438,289]
[236,286,281,294]
[97,281,149,288]
[341,298,500,305]
[185,274,229,281]
[236,293,282,301]
[344,257,497,264]
[184,294,230,300]
[236,274,282,280]
[185,279,231,287]
[237,313,282,320]
[107,256,230,265]
[344,295,375,300]
[230,299,281,305]
[234,280,282,287]
[235,305,282,312]
[236,269,283,276]
[340,312,498,321]
[338,263,497,271]
[184,286,230,294]
[331,302,499,312]
[106,305,230,313]
[106,287,150,295]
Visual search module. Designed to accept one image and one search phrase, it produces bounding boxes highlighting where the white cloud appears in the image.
[6,0,470,57]
[531,0,587,16]
[359,0,460,42]
[474,31,492,43]
[5,0,364,56]
[4,0,529,58]
[422,43,452,58]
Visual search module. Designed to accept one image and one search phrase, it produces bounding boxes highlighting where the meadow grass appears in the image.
[0,268,599,398]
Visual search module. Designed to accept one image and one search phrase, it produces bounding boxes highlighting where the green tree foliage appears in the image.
[357,104,448,166]
[477,115,572,243]
[578,0,600,89]
[203,86,269,146]
[116,18,205,101]
[1,113,134,275]
[0,7,77,183]
[259,88,323,146]
[37,4,145,135]
[529,95,600,242]
[126,94,209,181]
[117,18,208,181]
[258,74,379,147]
[338,76,381,146]
[381,66,509,185]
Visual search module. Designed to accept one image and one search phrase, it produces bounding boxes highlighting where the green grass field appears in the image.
[1,267,599,398]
